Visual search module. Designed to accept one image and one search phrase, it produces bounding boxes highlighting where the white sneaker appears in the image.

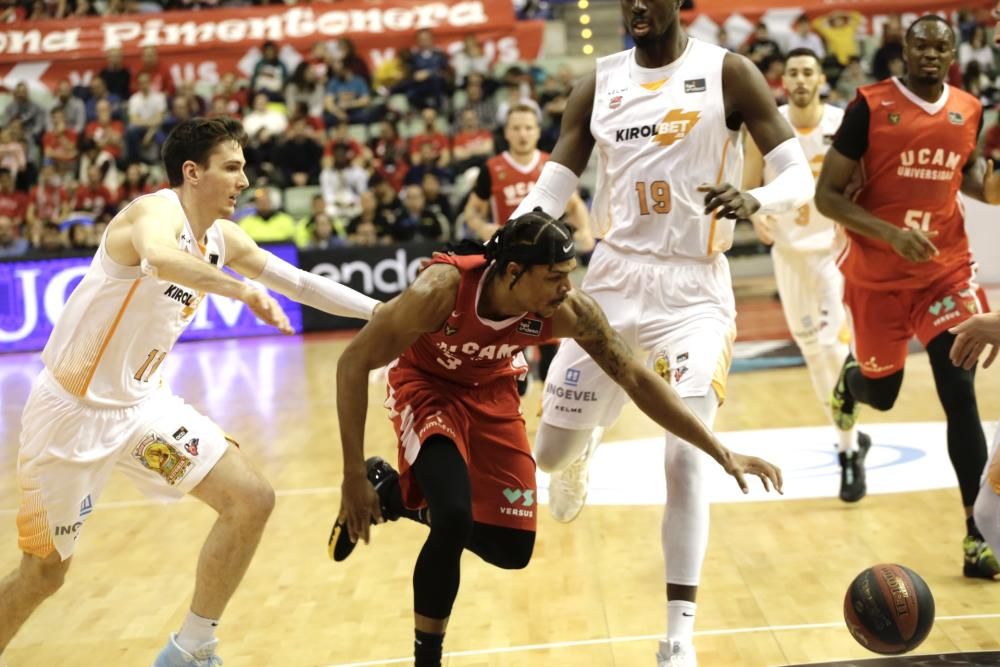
[152,634,223,667]
[656,638,697,667]
[547,427,602,523]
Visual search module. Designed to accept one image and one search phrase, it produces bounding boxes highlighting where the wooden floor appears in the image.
[1,334,1000,667]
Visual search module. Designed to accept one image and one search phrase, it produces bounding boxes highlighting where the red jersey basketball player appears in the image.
[816,15,1000,579]
[464,103,592,250]
[330,211,782,667]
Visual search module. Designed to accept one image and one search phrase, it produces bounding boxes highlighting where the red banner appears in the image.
[0,0,543,90]
[683,0,993,23]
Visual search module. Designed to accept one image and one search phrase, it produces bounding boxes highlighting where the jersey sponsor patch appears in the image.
[684,78,706,93]
[517,318,543,336]
[948,111,964,125]
[133,432,193,486]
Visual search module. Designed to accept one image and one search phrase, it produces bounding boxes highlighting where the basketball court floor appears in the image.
[2,300,1000,666]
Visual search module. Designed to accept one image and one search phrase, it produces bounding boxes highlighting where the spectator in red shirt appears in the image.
[0,169,28,226]
[325,123,369,166]
[408,107,451,167]
[84,100,125,160]
[26,163,70,229]
[213,72,248,117]
[72,165,119,218]
[119,162,155,204]
[370,115,409,190]
[42,108,80,176]
[135,46,173,97]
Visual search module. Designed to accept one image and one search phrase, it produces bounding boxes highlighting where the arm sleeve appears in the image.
[832,98,870,161]
[258,251,379,321]
[473,165,492,199]
[509,160,581,220]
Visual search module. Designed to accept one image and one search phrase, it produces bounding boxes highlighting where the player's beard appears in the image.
[790,86,819,109]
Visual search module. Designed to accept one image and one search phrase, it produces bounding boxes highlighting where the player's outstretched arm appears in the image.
[816,147,938,262]
[336,264,459,544]
[552,291,783,494]
[127,199,292,333]
[509,72,597,220]
[950,312,1000,370]
[220,219,380,321]
[713,53,813,217]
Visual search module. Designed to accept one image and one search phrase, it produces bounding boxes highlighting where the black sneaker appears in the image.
[838,432,871,504]
[328,457,401,562]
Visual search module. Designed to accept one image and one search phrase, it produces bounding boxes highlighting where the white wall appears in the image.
[965,196,1000,284]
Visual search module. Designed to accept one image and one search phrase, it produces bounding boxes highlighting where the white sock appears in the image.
[837,426,858,454]
[667,600,697,640]
[176,610,219,654]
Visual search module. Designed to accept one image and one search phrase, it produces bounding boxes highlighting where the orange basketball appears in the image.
[843,564,935,654]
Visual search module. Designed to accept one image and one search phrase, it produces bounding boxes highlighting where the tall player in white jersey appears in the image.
[742,48,872,503]
[510,0,815,663]
[0,118,381,667]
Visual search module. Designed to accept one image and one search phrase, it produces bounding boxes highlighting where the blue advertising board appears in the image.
[0,245,303,354]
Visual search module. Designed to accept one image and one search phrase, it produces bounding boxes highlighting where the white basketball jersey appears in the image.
[589,38,743,261]
[43,189,226,408]
[766,104,844,253]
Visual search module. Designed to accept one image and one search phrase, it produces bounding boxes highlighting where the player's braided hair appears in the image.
[449,208,575,288]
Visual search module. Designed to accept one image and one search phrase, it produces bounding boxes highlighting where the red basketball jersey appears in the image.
[397,253,555,387]
[486,150,548,225]
[838,79,982,289]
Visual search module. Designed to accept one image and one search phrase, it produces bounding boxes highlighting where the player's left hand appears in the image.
[949,312,1000,370]
[338,470,383,545]
[723,451,784,495]
[699,183,761,220]
[982,159,1000,204]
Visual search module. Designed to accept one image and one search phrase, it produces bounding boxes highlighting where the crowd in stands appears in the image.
[0,28,577,257]
[716,9,998,111]
[0,6,998,259]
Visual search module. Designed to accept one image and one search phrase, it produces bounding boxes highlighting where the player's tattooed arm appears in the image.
[556,291,730,464]
[553,292,783,494]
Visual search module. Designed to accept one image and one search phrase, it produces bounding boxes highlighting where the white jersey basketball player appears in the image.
[742,48,871,504]
[509,0,814,663]
[0,118,381,667]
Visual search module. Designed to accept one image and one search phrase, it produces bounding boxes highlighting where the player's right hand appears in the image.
[723,452,784,495]
[950,312,1000,370]
[243,288,293,334]
[338,471,383,545]
[887,227,939,262]
[751,215,775,245]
